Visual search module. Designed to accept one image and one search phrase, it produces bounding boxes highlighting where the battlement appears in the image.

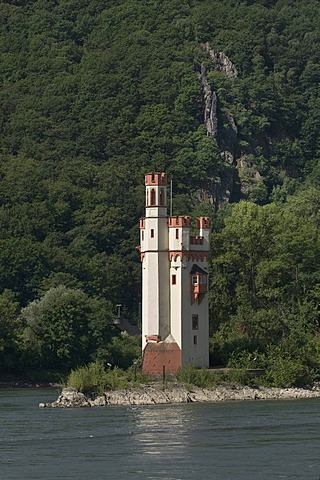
[198,217,211,230]
[140,218,146,229]
[145,172,168,186]
[190,235,204,245]
[168,216,191,228]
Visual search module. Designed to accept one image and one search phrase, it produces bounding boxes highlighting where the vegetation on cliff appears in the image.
[0,0,319,385]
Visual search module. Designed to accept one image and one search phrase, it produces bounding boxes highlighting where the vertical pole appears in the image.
[162,365,166,384]
[138,301,142,330]
[170,180,173,217]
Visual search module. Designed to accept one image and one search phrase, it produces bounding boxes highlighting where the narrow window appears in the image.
[150,189,156,205]
[175,229,179,239]
[142,231,144,241]
[151,229,154,238]
[192,314,199,330]
[192,275,197,285]
[193,335,197,345]
[160,188,165,206]
[172,274,176,285]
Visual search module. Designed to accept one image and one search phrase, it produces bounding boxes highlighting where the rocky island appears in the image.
[39,384,320,408]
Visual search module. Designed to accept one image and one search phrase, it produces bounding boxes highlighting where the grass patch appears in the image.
[176,365,259,389]
[67,362,149,393]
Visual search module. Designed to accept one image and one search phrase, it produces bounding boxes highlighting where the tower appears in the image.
[139,172,211,374]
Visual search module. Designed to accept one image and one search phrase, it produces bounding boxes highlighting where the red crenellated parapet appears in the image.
[145,172,168,186]
[190,235,204,245]
[197,217,211,230]
[140,218,146,229]
[168,216,191,228]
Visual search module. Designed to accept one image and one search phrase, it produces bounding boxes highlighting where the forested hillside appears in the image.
[0,0,319,382]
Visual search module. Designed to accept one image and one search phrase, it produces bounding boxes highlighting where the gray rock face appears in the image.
[198,64,218,139]
[205,42,238,78]
[197,42,241,207]
[40,387,91,408]
[40,385,320,408]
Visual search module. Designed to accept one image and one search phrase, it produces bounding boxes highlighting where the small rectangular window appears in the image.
[141,231,144,241]
[192,275,197,285]
[193,335,197,345]
[151,229,154,238]
[175,229,179,239]
[192,314,199,330]
[172,274,176,285]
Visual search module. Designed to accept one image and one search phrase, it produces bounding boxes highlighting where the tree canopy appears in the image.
[0,0,319,382]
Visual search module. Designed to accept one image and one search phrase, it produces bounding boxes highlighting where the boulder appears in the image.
[39,387,91,408]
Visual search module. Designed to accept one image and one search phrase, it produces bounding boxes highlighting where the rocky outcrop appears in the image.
[197,64,218,139]
[39,387,91,408]
[197,42,241,207]
[204,42,238,78]
[39,384,320,408]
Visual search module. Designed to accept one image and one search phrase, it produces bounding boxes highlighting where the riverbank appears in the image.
[0,374,60,389]
[39,383,320,408]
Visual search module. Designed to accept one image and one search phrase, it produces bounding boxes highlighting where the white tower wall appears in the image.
[140,173,211,373]
[180,259,209,367]
[169,256,183,348]
[141,173,170,351]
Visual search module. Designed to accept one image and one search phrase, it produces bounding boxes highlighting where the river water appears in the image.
[0,388,319,479]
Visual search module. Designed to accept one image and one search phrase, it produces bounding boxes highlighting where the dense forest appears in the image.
[0,0,319,385]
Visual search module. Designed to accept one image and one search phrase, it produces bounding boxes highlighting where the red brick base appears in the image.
[142,341,181,375]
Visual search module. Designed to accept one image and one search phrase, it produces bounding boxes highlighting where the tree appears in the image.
[21,285,113,371]
[0,289,21,371]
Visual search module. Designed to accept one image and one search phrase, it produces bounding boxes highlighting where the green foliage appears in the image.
[1,0,320,380]
[1,0,320,311]
[0,289,22,370]
[20,285,114,371]
[227,350,267,370]
[67,362,147,393]
[176,365,216,388]
[107,333,141,370]
[264,347,311,388]
[210,199,320,339]
[176,365,256,388]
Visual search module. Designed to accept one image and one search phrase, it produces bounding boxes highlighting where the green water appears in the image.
[0,388,319,479]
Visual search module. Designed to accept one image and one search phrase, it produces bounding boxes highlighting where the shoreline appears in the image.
[0,382,60,389]
[0,375,61,390]
[40,383,320,408]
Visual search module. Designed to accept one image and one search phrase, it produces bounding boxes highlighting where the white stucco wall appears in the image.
[180,259,209,368]
[141,213,169,349]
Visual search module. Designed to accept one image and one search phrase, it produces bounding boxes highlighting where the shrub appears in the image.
[67,362,148,393]
[227,349,266,369]
[176,365,255,388]
[67,362,108,393]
